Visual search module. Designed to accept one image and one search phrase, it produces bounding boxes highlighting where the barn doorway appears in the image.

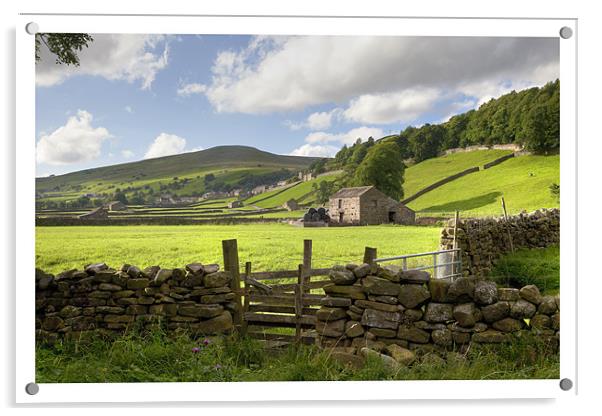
[388,211,396,223]
[339,213,344,223]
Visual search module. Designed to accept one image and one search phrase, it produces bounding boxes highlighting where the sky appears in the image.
[35,34,559,176]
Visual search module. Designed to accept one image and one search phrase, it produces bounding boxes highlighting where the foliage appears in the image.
[489,245,560,294]
[549,183,560,202]
[312,180,337,205]
[35,33,93,65]
[352,142,406,200]
[36,331,559,383]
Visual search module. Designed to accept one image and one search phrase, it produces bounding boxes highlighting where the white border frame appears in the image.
[16,14,577,403]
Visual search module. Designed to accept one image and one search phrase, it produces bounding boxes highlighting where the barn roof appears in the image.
[330,186,375,199]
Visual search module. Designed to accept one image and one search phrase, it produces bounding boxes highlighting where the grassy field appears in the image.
[36,331,559,383]
[407,155,560,216]
[403,149,513,198]
[490,245,560,295]
[35,224,441,274]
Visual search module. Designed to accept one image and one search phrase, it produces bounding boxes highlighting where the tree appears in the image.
[35,33,94,66]
[312,181,337,205]
[113,190,128,205]
[408,124,445,162]
[352,142,405,200]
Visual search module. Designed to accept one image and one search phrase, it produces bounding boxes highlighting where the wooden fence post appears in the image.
[241,261,252,337]
[452,210,460,277]
[302,239,312,294]
[295,264,304,343]
[501,197,514,253]
[222,239,243,327]
[363,247,377,265]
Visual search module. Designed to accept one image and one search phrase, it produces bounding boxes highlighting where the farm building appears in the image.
[78,206,109,220]
[228,200,244,208]
[283,199,299,211]
[329,186,415,225]
[107,201,127,211]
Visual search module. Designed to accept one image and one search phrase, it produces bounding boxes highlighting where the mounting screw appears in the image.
[25,382,39,395]
[25,22,39,35]
[559,26,573,39]
[559,378,573,391]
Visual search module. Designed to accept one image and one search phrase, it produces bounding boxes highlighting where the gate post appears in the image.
[363,247,377,265]
[302,239,312,293]
[222,239,243,327]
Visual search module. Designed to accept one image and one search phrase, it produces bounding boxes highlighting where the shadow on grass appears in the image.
[420,191,502,212]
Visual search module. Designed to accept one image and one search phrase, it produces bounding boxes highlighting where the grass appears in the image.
[35,223,441,274]
[36,331,559,383]
[407,155,560,216]
[403,149,513,198]
[490,245,560,295]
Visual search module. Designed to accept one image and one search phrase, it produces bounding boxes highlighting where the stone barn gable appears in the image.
[329,186,415,225]
[283,199,299,211]
[107,201,127,211]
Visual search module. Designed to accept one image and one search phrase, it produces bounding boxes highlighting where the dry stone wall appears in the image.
[316,263,559,366]
[440,209,560,277]
[35,262,236,344]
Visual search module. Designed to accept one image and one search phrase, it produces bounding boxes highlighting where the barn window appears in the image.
[372,199,378,207]
[338,199,342,208]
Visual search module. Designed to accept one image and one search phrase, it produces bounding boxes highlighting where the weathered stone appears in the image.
[519,285,542,305]
[203,264,219,274]
[137,296,155,305]
[347,310,362,321]
[551,313,560,331]
[190,286,231,296]
[448,322,488,333]
[92,270,116,283]
[452,303,477,328]
[171,268,186,282]
[368,328,397,338]
[353,263,372,279]
[355,299,398,312]
[169,315,198,322]
[95,306,125,314]
[111,271,129,287]
[400,270,430,284]
[330,352,365,369]
[104,314,135,323]
[88,291,111,299]
[530,314,551,329]
[480,301,510,323]
[329,269,357,285]
[538,296,558,315]
[398,284,431,308]
[362,276,400,296]
[448,277,475,302]
[424,303,453,323]
[351,338,385,351]
[452,331,471,344]
[42,316,64,331]
[200,293,235,303]
[324,283,366,299]
[402,309,423,323]
[179,304,224,318]
[472,329,510,343]
[431,328,453,347]
[510,299,537,319]
[98,283,122,292]
[360,347,399,370]
[59,305,82,318]
[320,297,352,307]
[498,288,520,301]
[125,305,148,315]
[149,304,178,316]
[116,297,138,306]
[112,290,135,299]
[126,265,142,278]
[185,263,204,275]
[361,308,400,330]
[414,321,446,330]
[378,265,402,282]
[473,280,498,305]
[85,263,108,275]
[370,295,399,305]
[420,353,445,366]
[127,278,149,290]
[316,319,346,337]
[190,311,233,335]
[203,271,231,288]
[154,269,173,285]
[345,321,364,338]
[385,344,416,366]
[492,317,524,332]
[316,307,348,321]
[428,279,452,303]
[349,304,364,315]
[64,316,96,331]
[397,325,430,344]
[181,274,204,288]
[38,276,54,290]
[142,266,160,280]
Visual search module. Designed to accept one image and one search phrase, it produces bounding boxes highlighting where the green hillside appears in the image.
[406,154,559,216]
[403,149,513,198]
[36,146,321,203]
[245,173,341,209]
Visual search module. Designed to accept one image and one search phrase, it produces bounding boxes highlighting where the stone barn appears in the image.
[107,201,127,211]
[78,206,109,220]
[282,199,299,211]
[329,186,415,225]
[228,200,243,208]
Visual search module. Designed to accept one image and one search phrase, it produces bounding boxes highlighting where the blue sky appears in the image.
[35,35,559,176]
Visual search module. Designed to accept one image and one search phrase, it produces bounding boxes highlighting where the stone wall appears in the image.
[440,208,560,277]
[316,263,559,366]
[35,262,236,344]
[401,167,480,205]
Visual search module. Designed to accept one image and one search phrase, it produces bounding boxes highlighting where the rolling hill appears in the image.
[36,145,322,200]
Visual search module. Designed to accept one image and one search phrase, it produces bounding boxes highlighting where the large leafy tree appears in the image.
[35,33,93,66]
[352,142,405,200]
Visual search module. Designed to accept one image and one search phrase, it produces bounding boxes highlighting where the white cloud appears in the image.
[304,126,385,146]
[289,144,339,157]
[177,82,207,97]
[201,36,558,115]
[343,89,440,124]
[124,106,133,113]
[144,133,187,159]
[36,110,112,165]
[285,109,341,131]
[121,149,135,158]
[36,34,170,89]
